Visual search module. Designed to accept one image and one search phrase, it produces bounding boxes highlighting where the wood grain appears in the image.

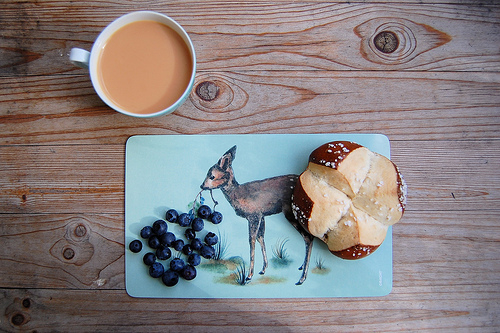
[0,71,499,144]
[0,210,498,329]
[0,142,498,293]
[0,214,124,290]
[0,2,499,76]
[1,209,498,289]
[1,0,499,331]
[0,145,124,213]
[1,284,498,332]
[0,140,498,214]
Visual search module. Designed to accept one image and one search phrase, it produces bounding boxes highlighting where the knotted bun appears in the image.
[292,141,407,259]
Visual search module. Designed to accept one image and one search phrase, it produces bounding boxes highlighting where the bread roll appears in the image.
[292,141,407,259]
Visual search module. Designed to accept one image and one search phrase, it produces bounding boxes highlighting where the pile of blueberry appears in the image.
[128,205,223,287]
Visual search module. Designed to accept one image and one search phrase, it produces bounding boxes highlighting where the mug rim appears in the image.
[89,11,196,118]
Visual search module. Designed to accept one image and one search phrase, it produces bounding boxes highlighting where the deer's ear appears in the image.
[218,145,236,170]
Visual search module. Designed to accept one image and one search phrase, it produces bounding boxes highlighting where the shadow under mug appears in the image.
[69,11,196,118]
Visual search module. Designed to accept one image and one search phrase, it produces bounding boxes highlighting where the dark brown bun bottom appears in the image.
[331,244,380,260]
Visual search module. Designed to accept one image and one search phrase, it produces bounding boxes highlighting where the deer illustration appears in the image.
[201,145,314,285]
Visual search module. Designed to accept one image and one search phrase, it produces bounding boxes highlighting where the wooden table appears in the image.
[1,0,499,331]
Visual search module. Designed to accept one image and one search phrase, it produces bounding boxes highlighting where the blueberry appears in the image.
[200,244,215,259]
[159,232,176,247]
[191,238,203,251]
[172,239,185,252]
[152,219,168,236]
[143,252,156,266]
[197,205,212,219]
[129,239,142,253]
[162,269,179,287]
[177,213,191,227]
[191,217,204,231]
[140,226,153,239]
[156,246,172,260]
[170,258,185,272]
[204,232,218,246]
[184,228,196,240]
[165,209,179,223]
[148,235,161,249]
[182,244,193,256]
[149,262,165,278]
[210,211,223,224]
[188,253,201,266]
[181,265,197,280]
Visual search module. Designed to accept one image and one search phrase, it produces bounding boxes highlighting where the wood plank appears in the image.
[0,209,498,291]
[392,139,500,212]
[0,282,498,331]
[2,0,496,9]
[0,214,124,290]
[1,3,498,76]
[0,71,499,144]
[0,140,498,214]
[0,209,498,330]
[393,211,500,288]
[0,145,125,214]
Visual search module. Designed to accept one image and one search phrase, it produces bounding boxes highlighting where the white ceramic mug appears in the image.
[69,11,196,118]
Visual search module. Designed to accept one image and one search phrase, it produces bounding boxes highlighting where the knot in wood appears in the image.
[374,31,399,53]
[196,81,219,101]
[63,247,75,260]
[22,298,31,308]
[11,313,25,326]
[74,224,87,238]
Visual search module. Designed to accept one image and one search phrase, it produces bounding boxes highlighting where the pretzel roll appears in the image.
[292,141,407,259]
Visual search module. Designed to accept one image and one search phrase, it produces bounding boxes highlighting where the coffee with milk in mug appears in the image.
[98,20,193,115]
[69,11,196,118]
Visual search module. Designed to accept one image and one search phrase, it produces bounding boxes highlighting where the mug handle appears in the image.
[69,48,90,69]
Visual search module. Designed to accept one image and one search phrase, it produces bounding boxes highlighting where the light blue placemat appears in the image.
[125,133,392,298]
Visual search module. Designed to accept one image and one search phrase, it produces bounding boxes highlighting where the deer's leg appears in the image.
[284,214,315,285]
[246,216,260,281]
[257,217,268,275]
[296,232,314,285]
